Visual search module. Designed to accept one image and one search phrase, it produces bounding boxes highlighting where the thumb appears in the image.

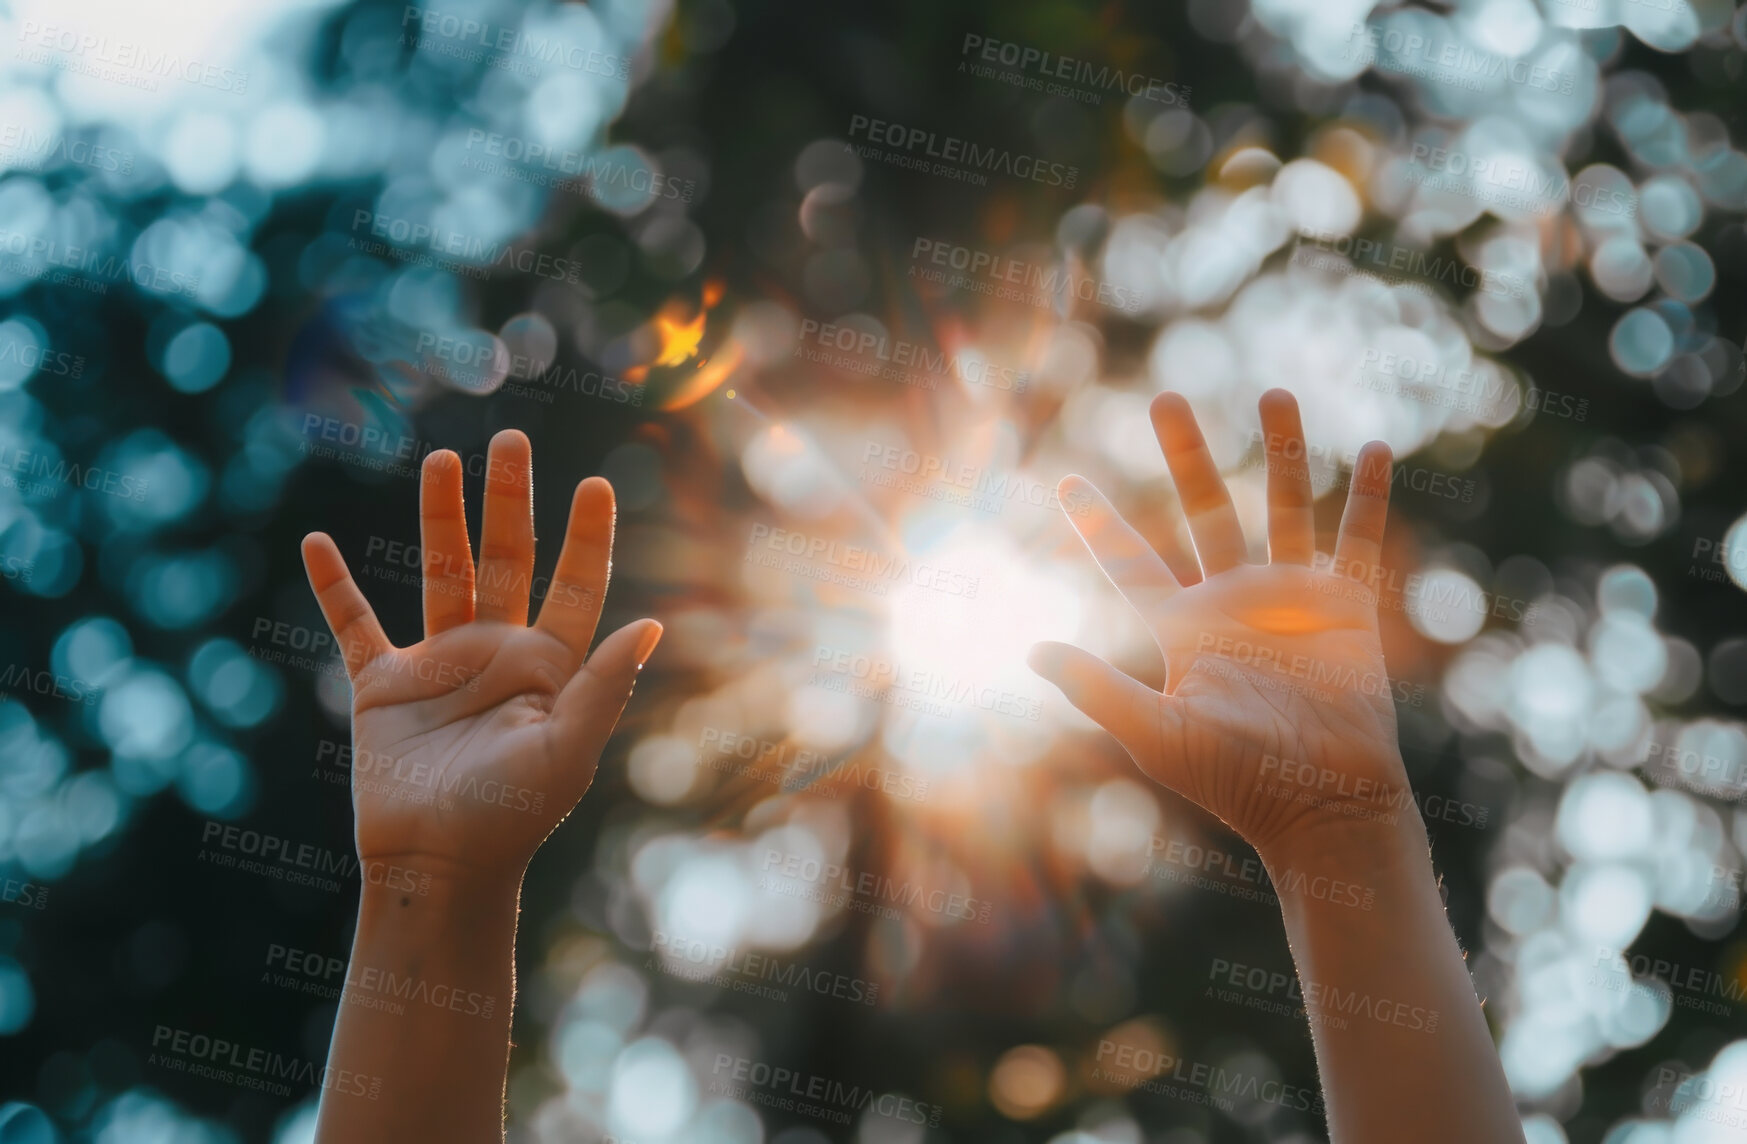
[549,619,664,770]
[1028,640,1172,770]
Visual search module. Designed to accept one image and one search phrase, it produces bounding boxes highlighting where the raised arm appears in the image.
[1030,390,1523,1144]
[301,430,661,1143]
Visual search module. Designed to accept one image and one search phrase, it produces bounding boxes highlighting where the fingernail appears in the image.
[1026,642,1062,677]
[634,621,664,668]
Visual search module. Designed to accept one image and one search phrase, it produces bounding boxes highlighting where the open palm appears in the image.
[1031,390,1411,861]
[301,430,661,881]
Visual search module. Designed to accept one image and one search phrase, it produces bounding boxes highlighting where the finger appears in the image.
[533,477,614,663]
[420,450,475,636]
[475,429,535,625]
[1059,474,1182,615]
[545,619,663,788]
[1028,640,1178,773]
[1259,389,1316,565]
[301,533,394,678]
[1151,392,1248,577]
[1333,441,1393,596]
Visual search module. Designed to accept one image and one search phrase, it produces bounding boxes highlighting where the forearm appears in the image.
[1264,818,1523,1144]
[315,869,523,1144]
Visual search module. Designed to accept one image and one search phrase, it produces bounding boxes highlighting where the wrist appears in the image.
[1258,812,1432,907]
[357,853,524,917]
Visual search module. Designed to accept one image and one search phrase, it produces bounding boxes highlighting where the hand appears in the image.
[300,429,661,884]
[1029,390,1417,868]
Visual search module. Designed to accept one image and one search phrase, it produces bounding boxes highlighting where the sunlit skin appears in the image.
[300,409,1522,1143]
[304,429,660,1144]
[1031,389,1405,861]
[1031,389,1526,1144]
